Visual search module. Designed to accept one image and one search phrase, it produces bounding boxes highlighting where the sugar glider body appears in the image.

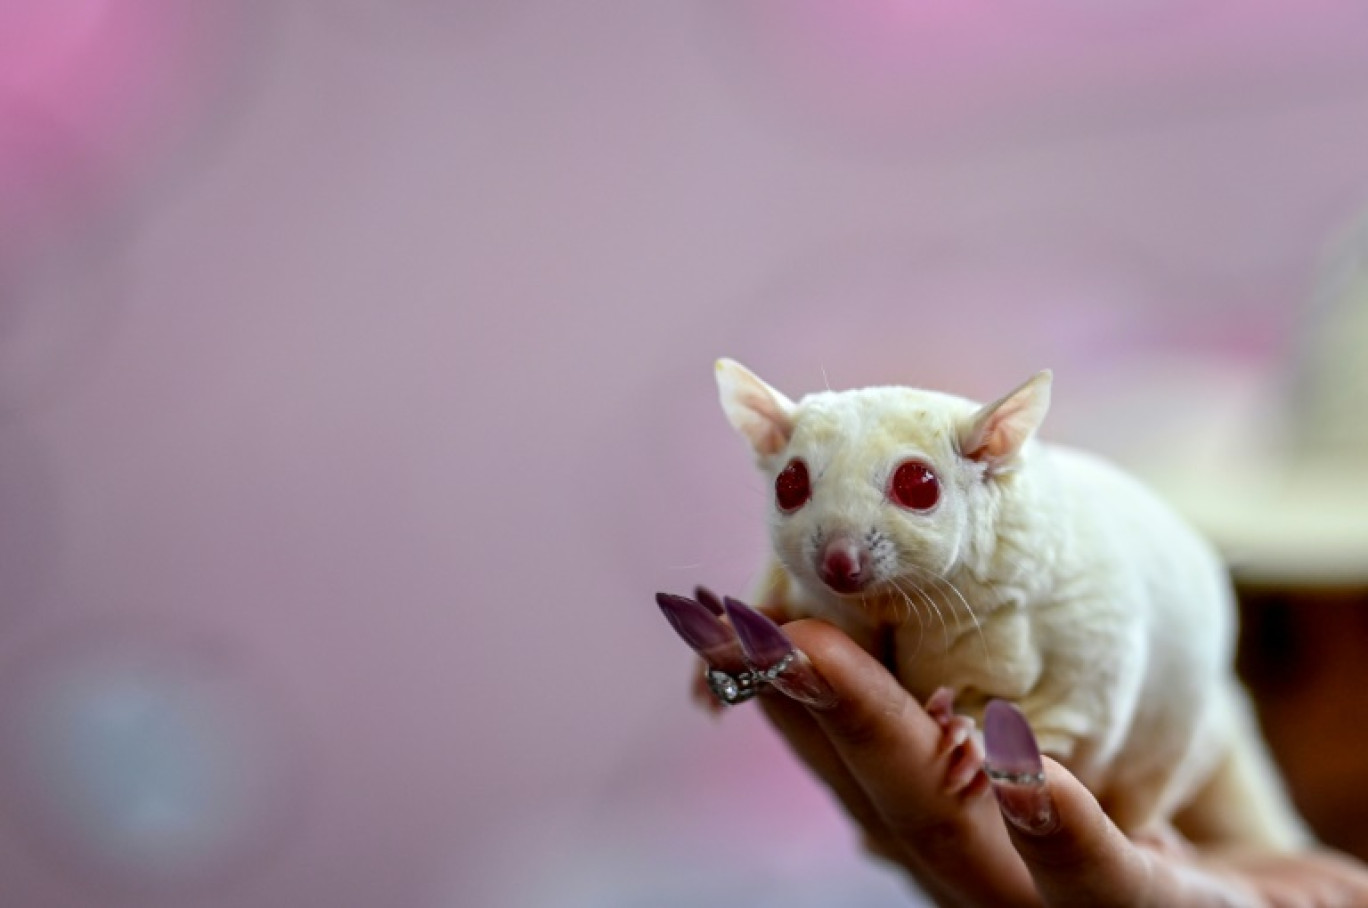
[716,359,1307,847]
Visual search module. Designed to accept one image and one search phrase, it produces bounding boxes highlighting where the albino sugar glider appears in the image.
[714,358,1308,848]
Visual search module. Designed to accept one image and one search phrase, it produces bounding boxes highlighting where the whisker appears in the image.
[888,577,928,663]
[883,580,911,626]
[896,572,950,654]
[905,563,993,669]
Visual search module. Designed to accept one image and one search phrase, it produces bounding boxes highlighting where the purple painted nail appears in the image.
[723,597,792,669]
[656,592,750,677]
[694,586,725,616]
[656,593,733,653]
[983,700,1058,834]
[772,650,838,710]
[722,597,837,709]
[984,700,1042,779]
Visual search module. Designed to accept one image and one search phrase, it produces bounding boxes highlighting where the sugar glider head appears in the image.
[715,358,1051,605]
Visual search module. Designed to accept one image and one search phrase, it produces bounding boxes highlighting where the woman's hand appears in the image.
[657,591,1368,907]
[765,616,1368,907]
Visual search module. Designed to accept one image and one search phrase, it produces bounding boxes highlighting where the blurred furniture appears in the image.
[1237,582,1368,859]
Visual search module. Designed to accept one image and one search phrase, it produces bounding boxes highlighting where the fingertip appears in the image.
[775,622,942,755]
[1037,757,1115,848]
[1001,758,1107,852]
[1001,757,1154,898]
[777,620,895,703]
[777,619,903,696]
[768,617,852,658]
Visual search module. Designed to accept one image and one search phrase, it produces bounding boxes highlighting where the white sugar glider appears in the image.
[715,358,1309,847]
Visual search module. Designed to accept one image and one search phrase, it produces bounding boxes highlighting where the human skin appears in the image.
[757,615,1368,908]
[657,591,1368,907]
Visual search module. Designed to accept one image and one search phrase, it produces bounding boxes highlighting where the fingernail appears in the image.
[694,586,725,616]
[983,700,1058,835]
[723,597,836,709]
[723,597,791,668]
[654,593,746,674]
[771,648,838,709]
[656,593,731,650]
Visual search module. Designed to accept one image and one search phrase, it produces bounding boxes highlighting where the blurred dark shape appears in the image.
[1237,585,1368,860]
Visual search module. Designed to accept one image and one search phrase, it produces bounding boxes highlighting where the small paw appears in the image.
[943,734,989,799]
[924,687,989,799]
[924,686,954,723]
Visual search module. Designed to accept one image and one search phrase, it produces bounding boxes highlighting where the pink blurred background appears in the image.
[3,2,1368,906]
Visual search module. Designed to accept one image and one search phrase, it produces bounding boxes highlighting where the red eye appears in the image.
[775,459,811,512]
[890,461,940,511]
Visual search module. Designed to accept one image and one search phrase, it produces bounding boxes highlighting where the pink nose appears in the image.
[818,537,869,594]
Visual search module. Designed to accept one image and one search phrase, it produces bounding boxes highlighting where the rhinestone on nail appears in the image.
[756,652,795,683]
[983,765,1047,786]
[705,668,759,705]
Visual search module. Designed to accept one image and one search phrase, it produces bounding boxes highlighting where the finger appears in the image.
[984,702,1236,908]
[761,687,972,907]
[1202,847,1368,906]
[782,619,1039,907]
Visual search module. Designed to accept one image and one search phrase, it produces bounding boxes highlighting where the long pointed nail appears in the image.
[694,586,725,616]
[772,648,838,709]
[724,597,836,709]
[983,700,1058,835]
[657,593,730,650]
[655,593,748,673]
[724,597,791,667]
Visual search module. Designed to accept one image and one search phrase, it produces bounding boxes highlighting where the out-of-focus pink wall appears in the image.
[3,2,1368,906]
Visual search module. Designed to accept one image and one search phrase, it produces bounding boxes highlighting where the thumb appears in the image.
[983,701,1155,908]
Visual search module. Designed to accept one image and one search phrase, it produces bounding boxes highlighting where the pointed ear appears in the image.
[715,358,797,458]
[959,370,1052,472]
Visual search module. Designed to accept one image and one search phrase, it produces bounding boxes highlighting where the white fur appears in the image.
[717,359,1308,844]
